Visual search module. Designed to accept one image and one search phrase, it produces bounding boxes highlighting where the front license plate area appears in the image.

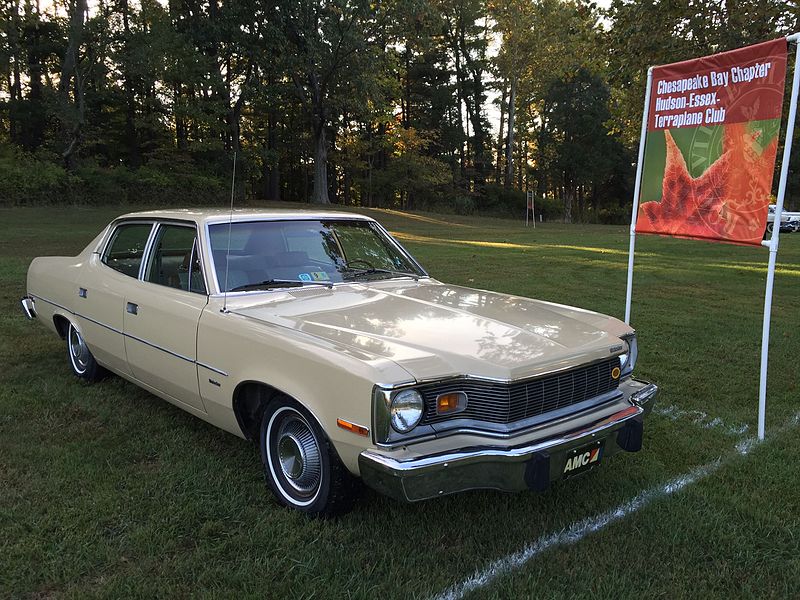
[562,440,603,479]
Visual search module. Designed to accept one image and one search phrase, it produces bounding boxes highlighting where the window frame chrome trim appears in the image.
[98,219,157,279]
[142,220,210,295]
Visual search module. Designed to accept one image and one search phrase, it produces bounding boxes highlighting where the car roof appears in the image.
[117,208,374,226]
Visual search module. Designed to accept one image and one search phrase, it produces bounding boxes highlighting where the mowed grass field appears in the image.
[2,205,799,599]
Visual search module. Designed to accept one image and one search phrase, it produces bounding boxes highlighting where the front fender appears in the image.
[196,301,414,474]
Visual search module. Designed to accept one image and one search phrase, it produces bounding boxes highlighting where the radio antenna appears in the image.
[222,151,236,313]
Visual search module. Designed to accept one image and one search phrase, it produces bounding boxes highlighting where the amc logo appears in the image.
[563,447,601,474]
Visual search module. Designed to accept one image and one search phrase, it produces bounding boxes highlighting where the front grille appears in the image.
[420,358,620,426]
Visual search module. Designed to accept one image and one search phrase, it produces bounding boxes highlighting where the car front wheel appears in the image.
[260,397,358,517]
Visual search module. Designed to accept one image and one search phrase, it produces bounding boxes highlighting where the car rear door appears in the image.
[123,222,209,412]
[78,221,155,376]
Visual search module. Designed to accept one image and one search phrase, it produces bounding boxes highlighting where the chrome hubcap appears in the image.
[69,327,90,371]
[276,416,321,495]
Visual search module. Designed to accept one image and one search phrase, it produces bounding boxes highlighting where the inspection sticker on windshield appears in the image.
[563,441,602,478]
[298,273,312,281]
[310,271,330,281]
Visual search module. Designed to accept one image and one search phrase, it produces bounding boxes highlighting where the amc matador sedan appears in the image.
[22,209,658,516]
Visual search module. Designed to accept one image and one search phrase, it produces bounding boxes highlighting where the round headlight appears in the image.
[390,389,424,433]
[618,340,630,369]
[619,335,638,375]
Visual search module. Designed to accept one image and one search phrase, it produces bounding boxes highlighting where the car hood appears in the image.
[230,279,632,382]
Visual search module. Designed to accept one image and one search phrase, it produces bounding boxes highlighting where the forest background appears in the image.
[1,0,796,222]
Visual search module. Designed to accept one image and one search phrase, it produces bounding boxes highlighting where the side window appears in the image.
[102,223,153,277]
[145,225,207,294]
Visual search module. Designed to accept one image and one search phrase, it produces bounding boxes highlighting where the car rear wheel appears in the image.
[67,322,106,382]
[260,397,358,517]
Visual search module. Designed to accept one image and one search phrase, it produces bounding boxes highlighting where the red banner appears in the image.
[636,39,787,245]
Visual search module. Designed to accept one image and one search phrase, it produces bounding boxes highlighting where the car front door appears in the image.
[123,222,209,412]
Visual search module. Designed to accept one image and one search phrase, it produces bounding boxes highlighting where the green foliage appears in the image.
[0,0,796,214]
[75,164,226,206]
[534,195,564,221]
[0,147,77,205]
[0,146,225,207]
[477,184,525,216]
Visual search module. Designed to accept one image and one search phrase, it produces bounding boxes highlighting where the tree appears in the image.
[541,69,620,222]
[277,0,385,204]
[58,0,88,169]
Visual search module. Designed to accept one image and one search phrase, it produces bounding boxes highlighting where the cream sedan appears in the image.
[22,209,658,516]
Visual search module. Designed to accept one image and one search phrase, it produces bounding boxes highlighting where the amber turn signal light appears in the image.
[611,366,621,380]
[337,418,369,437]
[436,391,467,415]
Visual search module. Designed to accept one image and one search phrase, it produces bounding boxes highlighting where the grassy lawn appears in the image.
[2,205,799,598]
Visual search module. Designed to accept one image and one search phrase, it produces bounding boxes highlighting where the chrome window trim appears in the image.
[143,220,210,295]
[138,223,160,280]
[99,220,157,279]
[371,220,429,277]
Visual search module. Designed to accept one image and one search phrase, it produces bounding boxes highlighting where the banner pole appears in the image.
[624,67,653,325]
[757,37,800,440]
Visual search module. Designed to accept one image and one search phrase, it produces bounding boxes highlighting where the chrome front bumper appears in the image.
[20,296,37,320]
[359,380,658,502]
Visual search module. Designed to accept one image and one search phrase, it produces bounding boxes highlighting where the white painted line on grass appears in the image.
[654,403,749,436]
[431,461,721,600]
[430,412,800,600]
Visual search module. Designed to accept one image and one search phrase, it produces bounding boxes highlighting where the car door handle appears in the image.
[126,302,138,315]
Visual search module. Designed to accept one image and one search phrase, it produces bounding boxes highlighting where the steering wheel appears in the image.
[345,259,375,270]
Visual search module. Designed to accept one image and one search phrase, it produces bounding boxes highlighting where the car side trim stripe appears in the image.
[31,294,227,377]
[197,362,229,377]
[123,331,195,363]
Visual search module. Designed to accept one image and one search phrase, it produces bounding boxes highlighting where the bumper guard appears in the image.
[21,296,37,320]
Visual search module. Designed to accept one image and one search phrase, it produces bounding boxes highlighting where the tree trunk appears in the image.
[311,123,330,204]
[266,110,280,201]
[8,0,22,146]
[403,45,411,127]
[120,0,139,166]
[505,76,517,188]
[58,0,87,171]
[453,44,466,182]
[175,84,188,150]
[563,173,573,223]
[496,80,507,185]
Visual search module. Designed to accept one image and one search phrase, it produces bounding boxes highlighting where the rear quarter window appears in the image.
[102,223,153,277]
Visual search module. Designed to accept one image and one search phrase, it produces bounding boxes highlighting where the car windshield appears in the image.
[208,219,424,292]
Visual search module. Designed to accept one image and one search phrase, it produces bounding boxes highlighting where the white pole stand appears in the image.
[757,35,800,440]
[624,68,654,325]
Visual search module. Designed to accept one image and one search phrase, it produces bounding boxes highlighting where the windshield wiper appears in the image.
[343,267,420,281]
[230,279,333,292]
